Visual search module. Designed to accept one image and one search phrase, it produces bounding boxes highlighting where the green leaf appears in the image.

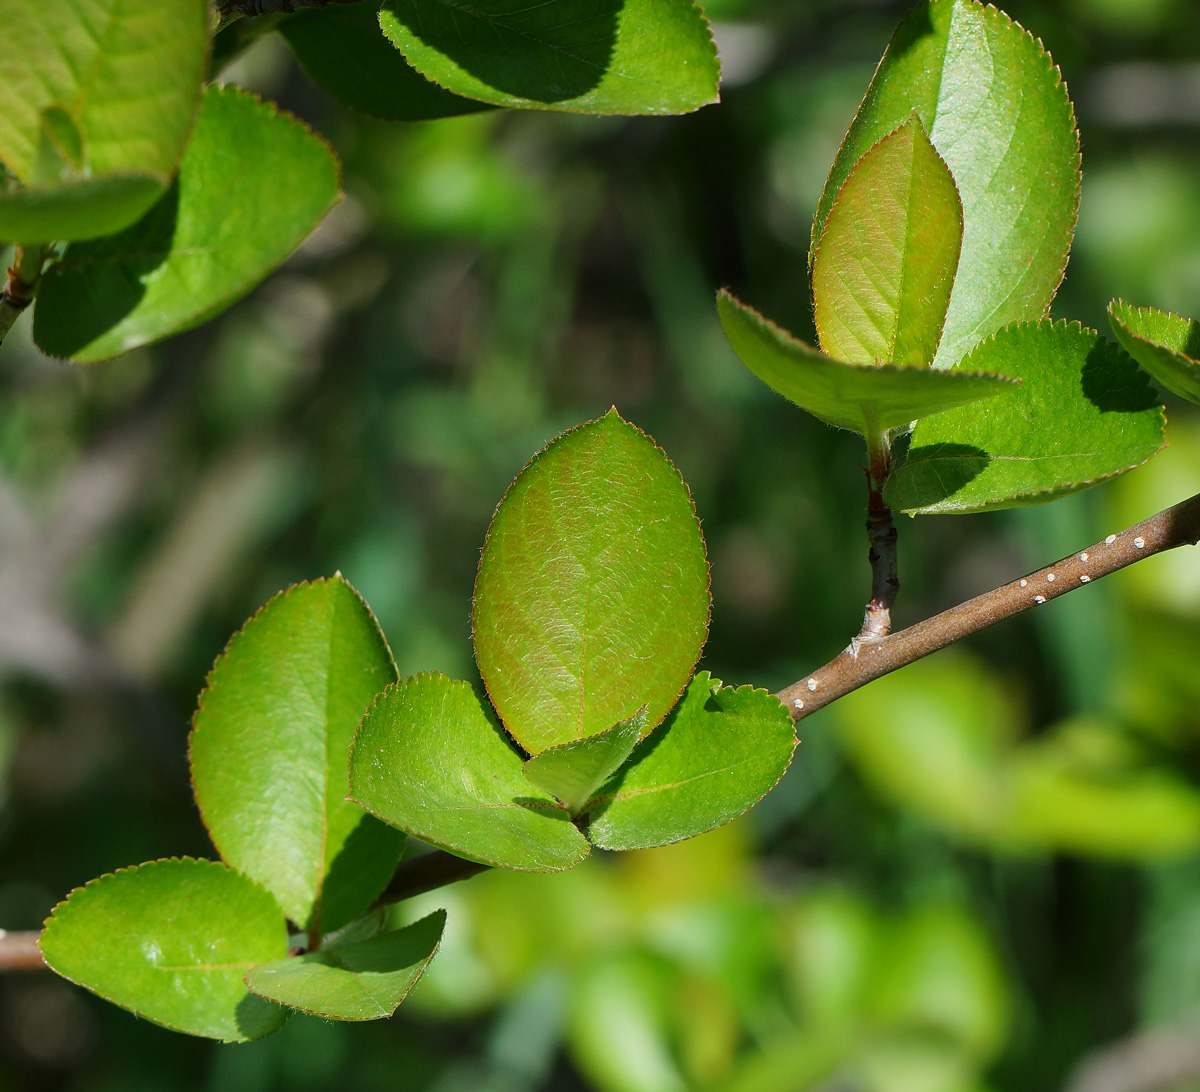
[246,910,445,1020]
[39,859,288,1042]
[279,6,488,121]
[0,0,208,242]
[1108,299,1200,406]
[884,320,1166,514]
[349,672,591,871]
[473,410,710,755]
[585,672,796,851]
[190,576,405,937]
[813,0,1080,368]
[379,0,719,115]
[523,710,646,815]
[33,84,341,363]
[812,118,962,367]
[717,291,1016,437]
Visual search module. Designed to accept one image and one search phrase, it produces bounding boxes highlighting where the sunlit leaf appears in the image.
[40,859,288,1042]
[34,85,340,363]
[473,410,710,755]
[885,320,1166,514]
[1108,299,1200,406]
[379,0,719,115]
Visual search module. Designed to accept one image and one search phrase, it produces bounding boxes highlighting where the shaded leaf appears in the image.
[34,85,340,363]
[190,576,404,937]
[884,320,1166,514]
[473,410,710,756]
[524,710,646,815]
[1108,299,1200,406]
[379,0,719,115]
[349,672,591,871]
[0,0,207,242]
[813,0,1080,368]
[246,910,445,1020]
[280,5,488,121]
[812,118,962,367]
[717,290,1015,437]
[39,859,288,1042]
[586,672,796,851]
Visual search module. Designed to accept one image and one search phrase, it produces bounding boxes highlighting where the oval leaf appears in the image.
[813,0,1080,368]
[0,0,208,242]
[585,672,797,851]
[884,320,1166,514]
[1108,299,1200,406]
[379,0,719,115]
[717,290,1016,436]
[280,6,488,121]
[246,910,446,1020]
[190,576,405,937]
[473,409,710,755]
[813,118,962,367]
[523,710,645,816]
[39,859,288,1042]
[349,672,591,871]
[33,84,341,363]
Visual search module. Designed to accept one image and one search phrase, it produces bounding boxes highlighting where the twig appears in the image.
[778,490,1200,720]
[0,931,45,971]
[861,431,898,640]
[0,245,44,349]
[372,849,491,909]
[216,0,361,29]
[1062,1023,1200,1092]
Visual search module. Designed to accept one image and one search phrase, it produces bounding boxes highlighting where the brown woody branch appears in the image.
[0,931,45,972]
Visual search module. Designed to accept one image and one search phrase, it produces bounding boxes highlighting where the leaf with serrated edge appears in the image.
[885,320,1166,515]
[280,6,488,121]
[1108,299,1200,406]
[718,290,1016,436]
[349,673,591,871]
[34,85,340,363]
[246,910,445,1021]
[0,0,207,243]
[190,575,405,937]
[586,672,797,851]
[523,709,646,815]
[813,0,1080,368]
[39,858,288,1042]
[379,0,719,115]
[813,117,962,367]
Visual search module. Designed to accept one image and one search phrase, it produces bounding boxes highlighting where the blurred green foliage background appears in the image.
[3,0,1200,1088]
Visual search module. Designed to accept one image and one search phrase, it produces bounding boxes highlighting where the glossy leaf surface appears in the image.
[379,0,719,115]
[813,0,1080,368]
[40,859,288,1042]
[191,576,404,936]
[523,711,645,815]
[34,85,340,363]
[1108,299,1200,406]
[586,673,796,851]
[246,911,445,1020]
[885,321,1166,514]
[718,291,1015,436]
[280,6,487,121]
[0,0,207,242]
[349,673,591,871]
[812,119,962,367]
[473,410,709,755]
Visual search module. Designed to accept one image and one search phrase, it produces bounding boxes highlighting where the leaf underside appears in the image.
[1108,299,1200,406]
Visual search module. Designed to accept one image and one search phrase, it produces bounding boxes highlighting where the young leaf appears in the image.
[473,410,710,756]
[378,0,719,115]
[813,0,1080,368]
[812,118,962,367]
[279,6,488,121]
[1107,299,1200,406]
[884,320,1166,514]
[246,910,446,1021]
[585,672,796,851]
[523,710,646,815]
[39,859,288,1043]
[190,576,405,938]
[349,673,592,871]
[0,0,208,243]
[33,85,340,363]
[717,291,1016,437]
